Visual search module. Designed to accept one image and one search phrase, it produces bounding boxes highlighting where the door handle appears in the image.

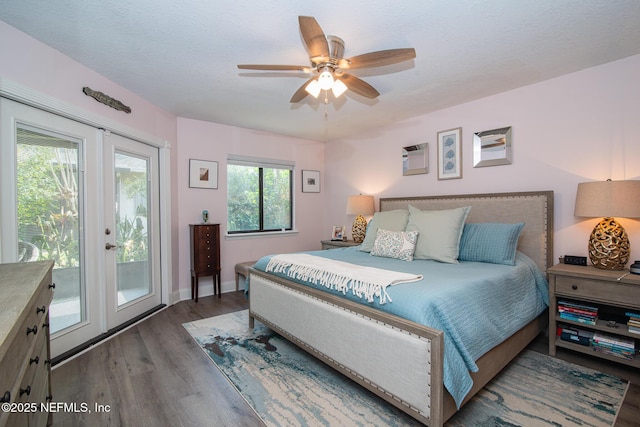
[105,243,120,250]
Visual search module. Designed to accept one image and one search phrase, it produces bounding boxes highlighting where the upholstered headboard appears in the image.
[380,191,554,272]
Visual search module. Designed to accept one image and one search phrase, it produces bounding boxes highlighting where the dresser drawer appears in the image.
[0,298,47,402]
[555,275,640,306]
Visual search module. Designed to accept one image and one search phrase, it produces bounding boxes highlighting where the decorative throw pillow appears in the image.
[370,229,419,261]
[459,222,525,265]
[405,205,471,263]
[359,209,410,252]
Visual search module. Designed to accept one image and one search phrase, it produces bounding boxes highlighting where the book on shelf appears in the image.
[559,312,597,325]
[592,332,636,360]
[625,311,640,319]
[557,300,598,325]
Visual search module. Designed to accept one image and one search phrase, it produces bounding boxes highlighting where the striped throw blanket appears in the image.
[265,253,423,304]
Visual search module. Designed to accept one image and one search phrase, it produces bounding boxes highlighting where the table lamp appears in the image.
[346,195,375,243]
[574,180,640,270]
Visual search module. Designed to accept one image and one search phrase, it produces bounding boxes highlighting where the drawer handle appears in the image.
[43,322,50,329]
[20,386,31,397]
[45,359,51,366]
[30,356,40,365]
[26,325,38,336]
[49,282,56,289]
[572,285,578,290]
[46,394,53,402]
[0,391,9,403]
[37,305,46,315]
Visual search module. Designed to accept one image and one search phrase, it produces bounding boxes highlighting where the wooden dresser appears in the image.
[0,261,54,427]
[190,224,221,302]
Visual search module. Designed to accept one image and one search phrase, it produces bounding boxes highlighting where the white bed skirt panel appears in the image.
[249,273,435,418]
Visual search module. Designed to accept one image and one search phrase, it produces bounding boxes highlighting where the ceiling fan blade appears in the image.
[339,74,380,99]
[290,77,316,103]
[238,64,309,71]
[298,16,329,59]
[340,48,416,70]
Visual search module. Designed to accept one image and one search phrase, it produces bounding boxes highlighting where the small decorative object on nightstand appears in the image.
[321,240,360,250]
[548,263,640,368]
[346,194,375,243]
[574,179,640,270]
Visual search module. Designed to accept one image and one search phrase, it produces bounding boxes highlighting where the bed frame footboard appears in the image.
[249,270,445,426]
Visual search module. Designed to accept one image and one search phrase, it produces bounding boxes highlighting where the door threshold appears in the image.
[51,304,166,367]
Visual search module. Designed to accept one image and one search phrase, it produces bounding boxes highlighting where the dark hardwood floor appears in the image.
[51,293,639,426]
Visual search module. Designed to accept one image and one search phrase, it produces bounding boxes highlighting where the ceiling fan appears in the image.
[237,16,416,103]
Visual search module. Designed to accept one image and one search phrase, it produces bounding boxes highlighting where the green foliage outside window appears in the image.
[227,164,292,232]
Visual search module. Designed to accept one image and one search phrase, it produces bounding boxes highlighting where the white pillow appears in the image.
[370,229,419,261]
[359,209,409,252]
[405,205,471,263]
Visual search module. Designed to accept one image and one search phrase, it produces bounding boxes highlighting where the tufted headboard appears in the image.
[380,191,554,273]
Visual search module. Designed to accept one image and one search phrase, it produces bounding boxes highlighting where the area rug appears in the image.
[183,310,628,427]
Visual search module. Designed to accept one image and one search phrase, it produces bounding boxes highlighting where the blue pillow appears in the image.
[458,222,525,265]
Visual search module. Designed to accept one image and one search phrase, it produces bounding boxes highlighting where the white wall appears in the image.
[324,54,640,266]
[176,118,325,297]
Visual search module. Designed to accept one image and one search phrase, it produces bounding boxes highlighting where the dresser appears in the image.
[190,224,221,302]
[0,260,54,427]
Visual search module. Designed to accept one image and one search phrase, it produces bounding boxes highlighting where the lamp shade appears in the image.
[346,195,375,216]
[574,180,640,270]
[574,180,640,218]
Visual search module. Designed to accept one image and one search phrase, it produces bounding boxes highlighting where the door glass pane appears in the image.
[114,152,151,306]
[16,125,84,333]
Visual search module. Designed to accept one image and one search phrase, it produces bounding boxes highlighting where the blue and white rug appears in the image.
[184,310,628,427]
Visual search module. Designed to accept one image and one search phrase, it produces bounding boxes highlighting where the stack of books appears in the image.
[592,332,635,360]
[558,300,598,325]
[627,311,640,335]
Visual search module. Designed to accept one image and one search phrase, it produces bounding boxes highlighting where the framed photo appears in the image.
[331,225,346,241]
[302,170,320,193]
[189,159,218,189]
[437,127,462,180]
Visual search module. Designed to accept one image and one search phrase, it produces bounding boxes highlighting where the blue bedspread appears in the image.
[252,246,549,408]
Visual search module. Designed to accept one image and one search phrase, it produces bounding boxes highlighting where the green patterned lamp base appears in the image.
[352,214,368,243]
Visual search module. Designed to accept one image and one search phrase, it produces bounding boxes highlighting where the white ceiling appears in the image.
[2,1,640,142]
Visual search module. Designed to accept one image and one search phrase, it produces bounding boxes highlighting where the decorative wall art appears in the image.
[402,143,428,176]
[473,126,513,167]
[302,170,320,193]
[189,159,218,189]
[437,127,462,180]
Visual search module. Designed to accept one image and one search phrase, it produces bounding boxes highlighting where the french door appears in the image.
[0,98,162,358]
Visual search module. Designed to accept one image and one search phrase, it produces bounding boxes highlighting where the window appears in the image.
[227,155,293,233]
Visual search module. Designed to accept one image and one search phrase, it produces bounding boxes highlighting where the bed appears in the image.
[248,191,553,426]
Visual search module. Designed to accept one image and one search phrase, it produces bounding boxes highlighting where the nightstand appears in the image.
[547,263,640,368]
[321,240,360,250]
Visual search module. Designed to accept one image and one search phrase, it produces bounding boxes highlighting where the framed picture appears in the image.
[302,170,320,193]
[331,225,346,241]
[437,127,462,180]
[189,159,218,189]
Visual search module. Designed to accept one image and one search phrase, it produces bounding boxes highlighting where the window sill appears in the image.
[225,230,299,240]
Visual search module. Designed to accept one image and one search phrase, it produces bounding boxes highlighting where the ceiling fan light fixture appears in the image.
[331,79,348,97]
[318,67,334,91]
[305,79,321,98]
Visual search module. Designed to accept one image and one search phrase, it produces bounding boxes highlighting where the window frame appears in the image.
[226,155,294,235]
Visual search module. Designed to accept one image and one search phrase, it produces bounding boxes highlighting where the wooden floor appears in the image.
[52,292,640,426]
